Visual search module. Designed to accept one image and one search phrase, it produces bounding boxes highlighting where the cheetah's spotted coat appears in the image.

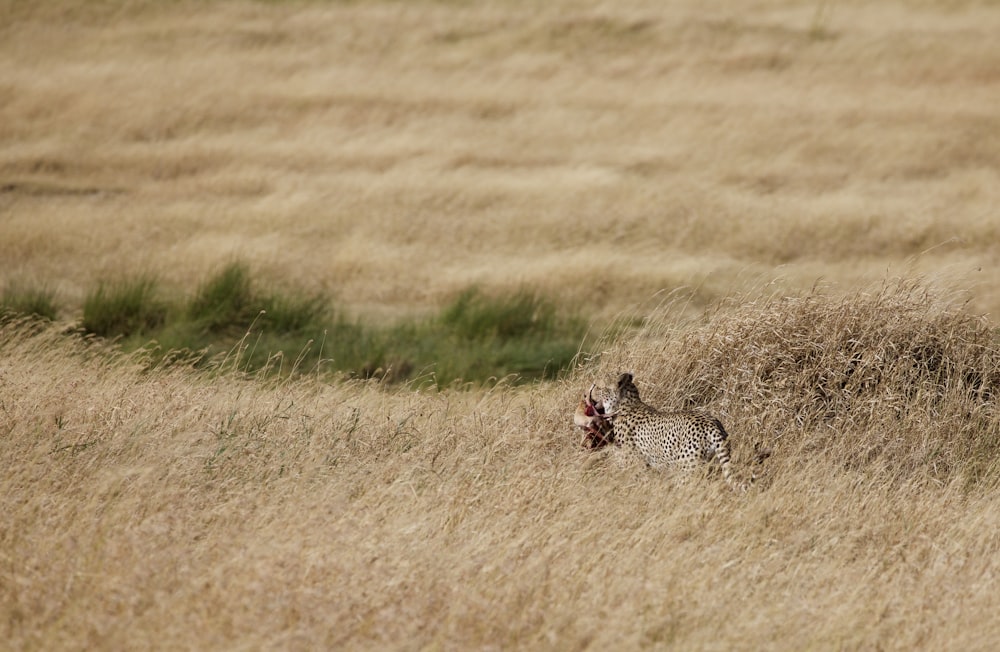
[596,372,750,491]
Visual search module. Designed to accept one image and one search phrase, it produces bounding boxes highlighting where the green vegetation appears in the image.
[1,281,59,322]
[6,262,588,385]
[429,287,585,382]
[83,277,167,337]
[187,262,259,335]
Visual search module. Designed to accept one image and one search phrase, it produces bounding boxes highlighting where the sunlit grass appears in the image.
[4,280,1000,650]
[3,0,1000,648]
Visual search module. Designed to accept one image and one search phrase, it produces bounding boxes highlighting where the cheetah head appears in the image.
[593,371,638,417]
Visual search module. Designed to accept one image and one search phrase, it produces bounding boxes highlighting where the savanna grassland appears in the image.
[3,0,1000,650]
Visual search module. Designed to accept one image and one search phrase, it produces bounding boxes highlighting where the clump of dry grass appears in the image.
[592,279,1000,484]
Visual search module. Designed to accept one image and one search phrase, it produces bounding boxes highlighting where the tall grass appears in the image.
[0,281,58,322]
[430,287,584,382]
[3,279,1000,650]
[68,263,588,384]
[441,288,562,340]
[590,279,1000,485]
[82,277,166,337]
[186,262,259,335]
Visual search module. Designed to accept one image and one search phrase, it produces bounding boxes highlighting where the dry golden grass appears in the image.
[4,1,1000,649]
[1,0,999,319]
[4,281,1000,650]
[593,280,1000,484]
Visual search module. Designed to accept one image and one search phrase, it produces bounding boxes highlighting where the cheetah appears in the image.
[593,372,755,491]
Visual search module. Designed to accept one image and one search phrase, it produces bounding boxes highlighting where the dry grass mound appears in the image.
[592,280,1000,485]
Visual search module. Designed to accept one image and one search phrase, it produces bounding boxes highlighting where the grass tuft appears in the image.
[82,277,167,338]
[441,287,559,340]
[1,281,59,322]
[187,262,257,335]
[263,292,330,335]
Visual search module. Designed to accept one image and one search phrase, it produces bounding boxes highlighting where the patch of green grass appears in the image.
[264,292,330,335]
[1,281,59,322]
[70,264,593,385]
[167,262,337,374]
[187,262,258,336]
[441,287,561,340]
[359,288,587,385]
[82,277,167,338]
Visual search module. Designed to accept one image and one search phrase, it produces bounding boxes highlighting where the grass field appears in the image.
[3,0,999,320]
[3,0,1000,649]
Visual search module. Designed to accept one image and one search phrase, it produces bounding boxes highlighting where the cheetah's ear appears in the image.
[617,371,634,387]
